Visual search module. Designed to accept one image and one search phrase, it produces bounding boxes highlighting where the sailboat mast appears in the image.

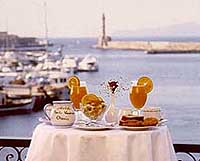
[44,2,48,51]
[4,18,9,52]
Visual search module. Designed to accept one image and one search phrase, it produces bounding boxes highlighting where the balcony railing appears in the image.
[0,137,31,161]
[174,144,200,161]
[0,137,200,161]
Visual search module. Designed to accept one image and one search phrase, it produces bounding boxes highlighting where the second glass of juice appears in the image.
[129,83,147,115]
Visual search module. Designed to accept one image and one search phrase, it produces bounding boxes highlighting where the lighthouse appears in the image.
[101,13,108,47]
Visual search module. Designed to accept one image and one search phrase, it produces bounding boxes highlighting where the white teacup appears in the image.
[142,107,162,120]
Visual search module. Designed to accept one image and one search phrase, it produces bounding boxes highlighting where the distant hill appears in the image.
[112,22,200,38]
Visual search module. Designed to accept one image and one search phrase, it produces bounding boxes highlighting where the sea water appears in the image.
[0,37,200,144]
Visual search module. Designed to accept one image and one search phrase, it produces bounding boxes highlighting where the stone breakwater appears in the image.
[95,41,200,54]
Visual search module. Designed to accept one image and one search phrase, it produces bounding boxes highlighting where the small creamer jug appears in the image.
[44,101,75,126]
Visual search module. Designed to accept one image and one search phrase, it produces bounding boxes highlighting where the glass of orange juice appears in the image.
[129,82,147,115]
[70,81,88,124]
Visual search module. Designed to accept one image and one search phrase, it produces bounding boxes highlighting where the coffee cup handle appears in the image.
[43,103,53,120]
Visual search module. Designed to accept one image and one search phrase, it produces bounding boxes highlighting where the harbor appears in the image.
[0,35,99,114]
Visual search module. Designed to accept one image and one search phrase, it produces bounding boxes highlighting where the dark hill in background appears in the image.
[112,22,200,38]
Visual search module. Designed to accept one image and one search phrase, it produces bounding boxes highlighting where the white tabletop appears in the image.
[26,123,177,161]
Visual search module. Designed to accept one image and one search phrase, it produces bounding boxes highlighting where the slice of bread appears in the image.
[119,120,143,127]
[121,115,144,122]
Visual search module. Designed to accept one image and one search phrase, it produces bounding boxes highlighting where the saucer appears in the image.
[38,117,52,125]
[38,117,73,128]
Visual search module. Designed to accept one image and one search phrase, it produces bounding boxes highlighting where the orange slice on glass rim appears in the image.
[81,94,99,106]
[67,75,80,89]
[137,76,153,93]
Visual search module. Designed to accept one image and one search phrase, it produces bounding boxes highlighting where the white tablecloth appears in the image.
[26,124,177,161]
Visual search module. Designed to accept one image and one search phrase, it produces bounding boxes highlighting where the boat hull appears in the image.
[0,97,35,115]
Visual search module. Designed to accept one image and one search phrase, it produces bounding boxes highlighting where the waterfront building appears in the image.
[0,32,52,51]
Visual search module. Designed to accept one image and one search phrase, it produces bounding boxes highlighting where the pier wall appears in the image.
[149,42,200,53]
[96,41,200,53]
[101,41,149,50]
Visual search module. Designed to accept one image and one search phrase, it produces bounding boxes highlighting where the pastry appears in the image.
[143,117,159,126]
[119,114,144,127]
[119,120,143,127]
[119,114,159,127]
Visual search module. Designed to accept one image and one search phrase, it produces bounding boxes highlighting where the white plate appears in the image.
[118,125,156,130]
[158,119,168,126]
[118,118,168,131]
[73,124,113,131]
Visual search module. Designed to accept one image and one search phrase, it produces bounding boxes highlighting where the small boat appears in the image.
[0,90,36,115]
[46,71,70,101]
[0,80,36,114]
[62,56,78,74]
[25,71,71,111]
[78,55,98,72]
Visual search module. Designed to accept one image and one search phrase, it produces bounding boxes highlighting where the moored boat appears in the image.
[62,55,78,74]
[0,90,36,115]
[78,55,98,72]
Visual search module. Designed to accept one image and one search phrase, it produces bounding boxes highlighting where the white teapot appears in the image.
[44,101,75,126]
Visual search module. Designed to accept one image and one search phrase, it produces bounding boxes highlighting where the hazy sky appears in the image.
[0,0,199,37]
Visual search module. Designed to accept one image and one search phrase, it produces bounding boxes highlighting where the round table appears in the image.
[26,123,177,161]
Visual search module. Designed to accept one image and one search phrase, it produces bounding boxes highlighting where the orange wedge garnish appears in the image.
[67,75,80,89]
[81,94,99,106]
[137,76,153,93]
